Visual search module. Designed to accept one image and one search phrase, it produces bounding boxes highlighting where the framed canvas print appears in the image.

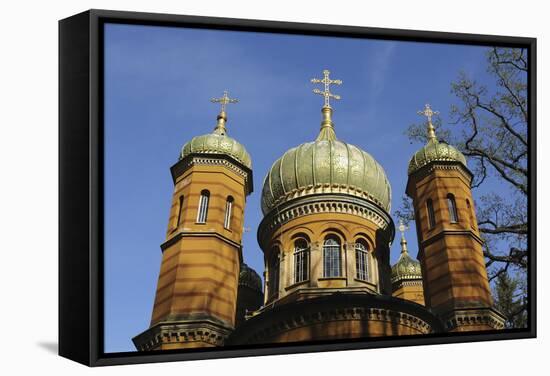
[59,9,536,366]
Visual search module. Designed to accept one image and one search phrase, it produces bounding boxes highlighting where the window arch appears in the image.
[268,248,280,298]
[176,195,184,228]
[224,196,234,229]
[466,199,475,229]
[293,238,309,283]
[323,235,341,278]
[196,190,210,223]
[355,239,369,281]
[427,199,436,229]
[447,194,459,223]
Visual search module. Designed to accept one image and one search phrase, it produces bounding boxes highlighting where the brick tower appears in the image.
[133,91,253,350]
[405,104,504,332]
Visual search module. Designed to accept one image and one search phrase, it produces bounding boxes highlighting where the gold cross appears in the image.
[211,90,238,113]
[398,219,409,236]
[417,103,439,123]
[417,103,439,141]
[311,69,342,108]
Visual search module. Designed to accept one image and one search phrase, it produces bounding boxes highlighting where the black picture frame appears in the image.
[59,8,537,367]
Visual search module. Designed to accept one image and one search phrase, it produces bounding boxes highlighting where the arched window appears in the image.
[447,194,459,223]
[466,199,475,229]
[293,238,309,283]
[355,239,369,281]
[268,249,280,297]
[427,199,436,229]
[323,236,341,278]
[196,190,210,223]
[224,196,234,229]
[176,195,184,228]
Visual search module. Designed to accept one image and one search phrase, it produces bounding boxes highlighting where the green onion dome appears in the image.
[180,111,252,169]
[391,251,422,283]
[260,107,391,215]
[408,104,466,176]
[239,263,263,292]
[391,227,422,283]
[407,138,466,176]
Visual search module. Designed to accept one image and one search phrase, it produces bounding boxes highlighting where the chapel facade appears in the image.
[132,71,505,351]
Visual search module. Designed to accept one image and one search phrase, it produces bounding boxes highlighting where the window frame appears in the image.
[224,196,234,230]
[355,239,369,282]
[447,193,459,223]
[176,195,184,229]
[268,248,280,298]
[466,199,475,229]
[293,238,310,284]
[196,190,210,224]
[323,235,342,278]
[427,198,436,229]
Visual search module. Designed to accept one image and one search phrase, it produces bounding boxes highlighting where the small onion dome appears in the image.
[180,108,252,169]
[407,138,467,176]
[260,107,391,215]
[239,263,263,292]
[391,222,422,283]
[408,104,466,176]
[391,251,422,283]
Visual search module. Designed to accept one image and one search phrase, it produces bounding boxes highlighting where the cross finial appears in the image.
[311,69,342,108]
[398,219,409,254]
[210,90,238,136]
[211,90,238,114]
[417,103,439,141]
[398,219,408,237]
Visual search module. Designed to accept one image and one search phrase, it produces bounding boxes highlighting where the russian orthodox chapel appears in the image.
[133,70,505,351]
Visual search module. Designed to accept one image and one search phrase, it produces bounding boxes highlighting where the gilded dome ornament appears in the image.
[260,70,392,215]
[179,90,252,168]
[407,103,467,175]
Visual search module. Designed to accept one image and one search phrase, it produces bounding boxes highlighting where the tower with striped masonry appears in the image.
[133,92,254,350]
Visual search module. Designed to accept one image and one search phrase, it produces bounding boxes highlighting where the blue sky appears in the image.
[104,23,500,353]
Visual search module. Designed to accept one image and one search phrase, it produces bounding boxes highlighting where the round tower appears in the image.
[258,70,394,304]
[133,91,253,350]
[405,104,505,332]
[229,71,443,345]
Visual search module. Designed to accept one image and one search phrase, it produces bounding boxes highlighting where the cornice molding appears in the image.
[419,228,484,251]
[228,294,444,345]
[392,278,423,289]
[171,153,254,195]
[406,161,473,197]
[439,307,506,331]
[132,318,233,351]
[161,230,242,252]
[257,193,395,250]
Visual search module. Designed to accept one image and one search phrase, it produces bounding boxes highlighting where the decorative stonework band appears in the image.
[133,319,233,351]
[172,154,253,195]
[440,308,506,331]
[258,193,394,249]
[238,306,434,345]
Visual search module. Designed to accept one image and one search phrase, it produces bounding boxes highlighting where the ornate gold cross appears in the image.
[211,90,238,113]
[417,103,439,141]
[417,103,439,124]
[398,219,409,237]
[311,69,342,108]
